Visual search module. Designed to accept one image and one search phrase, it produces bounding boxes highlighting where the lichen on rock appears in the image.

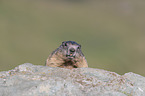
[0,63,145,96]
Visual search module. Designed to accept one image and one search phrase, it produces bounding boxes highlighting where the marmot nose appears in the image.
[69,48,75,53]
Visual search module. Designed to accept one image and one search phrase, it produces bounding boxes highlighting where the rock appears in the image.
[0,63,145,96]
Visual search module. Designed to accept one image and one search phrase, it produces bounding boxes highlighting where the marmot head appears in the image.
[60,41,83,60]
[46,41,88,69]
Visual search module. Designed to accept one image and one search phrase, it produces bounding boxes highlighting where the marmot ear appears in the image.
[77,45,81,49]
[79,45,81,48]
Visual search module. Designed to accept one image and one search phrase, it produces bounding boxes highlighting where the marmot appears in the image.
[45,41,88,69]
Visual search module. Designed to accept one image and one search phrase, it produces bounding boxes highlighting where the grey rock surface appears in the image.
[0,63,145,96]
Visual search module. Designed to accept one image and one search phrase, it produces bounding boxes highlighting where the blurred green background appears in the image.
[0,0,145,76]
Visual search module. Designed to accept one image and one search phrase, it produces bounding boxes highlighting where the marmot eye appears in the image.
[64,43,67,46]
[62,43,67,47]
[77,45,81,49]
[62,42,67,47]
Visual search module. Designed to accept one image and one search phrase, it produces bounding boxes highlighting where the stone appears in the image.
[0,63,145,96]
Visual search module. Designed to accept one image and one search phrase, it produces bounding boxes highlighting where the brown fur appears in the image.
[45,41,88,69]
